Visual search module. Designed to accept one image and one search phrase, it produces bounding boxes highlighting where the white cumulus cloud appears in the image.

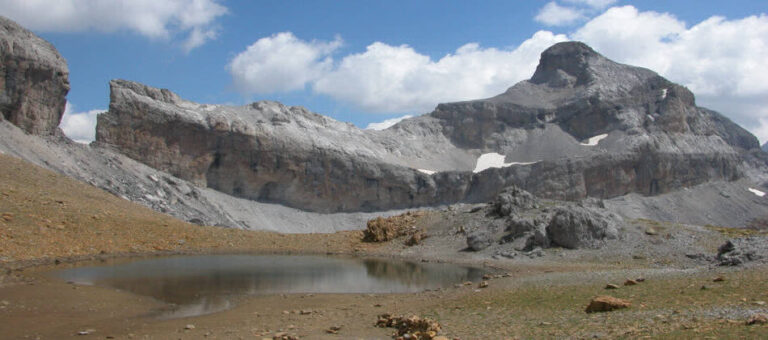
[314,32,567,112]
[0,0,228,52]
[59,102,105,144]
[230,31,566,113]
[365,115,413,130]
[534,2,586,26]
[228,32,342,94]
[227,5,768,144]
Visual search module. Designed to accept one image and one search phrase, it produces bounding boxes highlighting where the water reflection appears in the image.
[55,255,487,318]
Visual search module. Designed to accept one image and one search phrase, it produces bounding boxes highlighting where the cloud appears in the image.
[365,115,413,130]
[59,102,105,144]
[228,6,768,143]
[534,2,586,26]
[572,6,768,143]
[314,31,567,113]
[563,0,617,10]
[0,0,227,51]
[230,31,566,113]
[228,32,342,94]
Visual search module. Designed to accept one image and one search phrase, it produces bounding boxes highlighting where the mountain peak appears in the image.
[529,41,603,87]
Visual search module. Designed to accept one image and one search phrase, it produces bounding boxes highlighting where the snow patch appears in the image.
[473,153,538,173]
[366,115,413,130]
[580,133,608,146]
[660,88,668,100]
[647,114,655,122]
[748,188,766,197]
[417,169,436,175]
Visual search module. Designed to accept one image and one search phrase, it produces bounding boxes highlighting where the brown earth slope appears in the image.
[0,153,362,266]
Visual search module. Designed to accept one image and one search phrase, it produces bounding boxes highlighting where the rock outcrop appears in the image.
[468,186,623,250]
[0,16,69,135]
[96,41,756,213]
[716,237,768,266]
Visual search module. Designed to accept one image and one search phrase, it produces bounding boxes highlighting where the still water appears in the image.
[54,255,487,318]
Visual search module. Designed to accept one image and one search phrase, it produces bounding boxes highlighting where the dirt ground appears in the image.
[2,154,768,339]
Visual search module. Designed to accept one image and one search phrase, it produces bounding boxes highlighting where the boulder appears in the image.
[716,237,768,266]
[585,296,631,313]
[492,186,539,216]
[546,205,621,249]
[466,230,493,251]
[0,16,69,135]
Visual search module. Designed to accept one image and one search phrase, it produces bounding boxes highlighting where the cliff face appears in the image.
[0,16,69,135]
[96,42,756,213]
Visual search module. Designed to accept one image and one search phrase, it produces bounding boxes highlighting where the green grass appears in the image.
[423,266,768,338]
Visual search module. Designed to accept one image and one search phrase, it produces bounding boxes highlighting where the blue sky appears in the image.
[2,1,767,142]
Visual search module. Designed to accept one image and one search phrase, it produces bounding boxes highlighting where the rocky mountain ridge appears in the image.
[96,42,757,213]
[1,14,766,231]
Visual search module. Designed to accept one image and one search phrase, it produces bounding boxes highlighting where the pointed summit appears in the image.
[530,41,604,87]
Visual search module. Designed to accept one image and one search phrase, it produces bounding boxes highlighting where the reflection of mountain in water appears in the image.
[55,255,488,318]
[362,259,486,286]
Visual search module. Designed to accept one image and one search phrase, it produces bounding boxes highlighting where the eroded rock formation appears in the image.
[0,16,69,135]
[96,42,757,213]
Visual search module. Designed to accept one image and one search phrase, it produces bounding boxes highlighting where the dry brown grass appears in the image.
[0,154,362,265]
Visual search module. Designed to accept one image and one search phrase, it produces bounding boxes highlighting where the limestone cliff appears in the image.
[0,16,69,135]
[96,42,756,213]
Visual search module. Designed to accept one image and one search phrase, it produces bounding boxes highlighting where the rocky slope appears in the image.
[97,42,758,214]
[0,16,69,135]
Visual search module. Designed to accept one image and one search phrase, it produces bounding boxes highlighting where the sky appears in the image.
[3,0,768,144]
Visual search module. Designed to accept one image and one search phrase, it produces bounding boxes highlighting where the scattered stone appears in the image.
[466,230,493,251]
[605,284,619,289]
[325,325,342,334]
[184,324,195,330]
[645,227,658,235]
[746,313,768,325]
[482,274,492,280]
[405,229,428,246]
[585,296,631,313]
[479,281,489,288]
[300,309,312,315]
[494,250,517,259]
[636,278,646,282]
[463,281,473,286]
[624,279,637,286]
[76,329,95,336]
[1,213,13,222]
[376,314,441,340]
[713,276,725,282]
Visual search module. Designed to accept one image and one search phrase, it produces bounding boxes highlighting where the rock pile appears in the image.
[364,211,427,245]
[376,314,442,340]
[468,186,623,251]
[716,237,768,266]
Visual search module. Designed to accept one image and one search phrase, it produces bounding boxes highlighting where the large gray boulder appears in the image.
[0,16,69,135]
[492,186,539,216]
[546,205,621,249]
[716,237,768,266]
